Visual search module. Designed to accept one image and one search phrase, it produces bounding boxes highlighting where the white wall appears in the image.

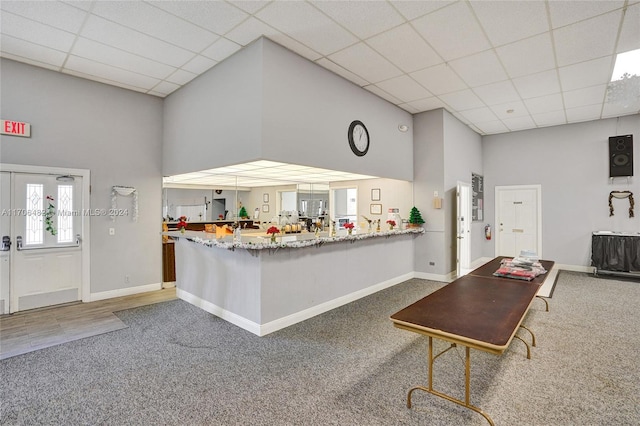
[0,59,163,294]
[483,115,640,266]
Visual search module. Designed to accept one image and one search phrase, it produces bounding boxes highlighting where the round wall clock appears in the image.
[348,120,370,157]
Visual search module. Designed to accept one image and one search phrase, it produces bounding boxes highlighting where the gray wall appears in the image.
[163,37,413,181]
[0,59,163,294]
[483,114,640,266]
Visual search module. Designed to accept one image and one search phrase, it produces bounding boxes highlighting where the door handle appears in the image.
[1,236,10,251]
[76,234,82,245]
[16,236,23,251]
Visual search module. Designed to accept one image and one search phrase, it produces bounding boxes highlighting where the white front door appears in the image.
[11,173,84,312]
[495,185,542,258]
[456,181,472,276]
[0,172,11,314]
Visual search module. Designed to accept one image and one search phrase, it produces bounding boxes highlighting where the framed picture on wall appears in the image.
[370,204,382,215]
[371,188,381,201]
[263,193,269,203]
[262,204,269,213]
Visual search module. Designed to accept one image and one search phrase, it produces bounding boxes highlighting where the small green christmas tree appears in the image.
[409,206,425,224]
[238,206,248,218]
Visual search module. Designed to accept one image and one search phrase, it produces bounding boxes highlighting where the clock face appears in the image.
[348,120,369,156]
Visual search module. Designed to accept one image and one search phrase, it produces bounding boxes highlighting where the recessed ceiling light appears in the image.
[611,49,640,81]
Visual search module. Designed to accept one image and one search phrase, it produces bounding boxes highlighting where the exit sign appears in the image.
[1,119,31,138]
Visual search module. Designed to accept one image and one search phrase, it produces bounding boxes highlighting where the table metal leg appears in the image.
[406,337,495,426]
[536,295,549,311]
[519,324,536,347]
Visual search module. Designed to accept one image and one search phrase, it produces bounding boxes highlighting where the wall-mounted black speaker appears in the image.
[609,134,633,177]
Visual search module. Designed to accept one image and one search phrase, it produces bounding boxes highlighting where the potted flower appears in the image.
[408,206,425,228]
[218,214,224,220]
[386,219,396,230]
[177,216,188,233]
[266,225,280,243]
[343,222,355,235]
[238,206,248,219]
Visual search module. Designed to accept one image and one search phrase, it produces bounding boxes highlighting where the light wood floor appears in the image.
[0,287,177,360]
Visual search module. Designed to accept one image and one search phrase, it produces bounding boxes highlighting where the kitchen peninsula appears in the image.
[166,228,424,336]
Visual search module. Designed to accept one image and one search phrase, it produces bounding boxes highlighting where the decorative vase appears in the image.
[348,229,352,235]
[389,226,394,231]
[270,234,276,243]
[180,227,185,234]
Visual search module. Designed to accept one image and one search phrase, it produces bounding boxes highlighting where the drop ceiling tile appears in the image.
[448,50,508,87]
[512,69,561,99]
[256,1,357,55]
[0,52,62,72]
[0,35,67,68]
[328,42,402,83]
[548,0,625,29]
[367,24,442,73]
[410,63,467,96]
[411,1,490,61]
[230,1,270,15]
[181,55,218,74]
[375,75,432,103]
[473,80,521,106]
[81,15,195,67]
[61,1,92,12]
[398,103,420,114]
[563,84,607,109]
[65,55,161,90]
[558,56,613,91]
[502,115,536,131]
[616,3,640,54]
[490,100,529,120]
[1,0,87,33]
[602,99,640,118]
[524,93,564,115]
[553,10,622,67]
[1,11,77,51]
[390,0,455,21]
[439,89,485,111]
[475,120,509,135]
[150,0,248,35]
[565,104,602,123]
[92,1,219,52]
[311,0,405,39]
[459,107,499,123]
[470,0,548,47]
[532,110,567,127]
[166,69,198,86]
[405,96,447,112]
[363,85,402,105]
[72,37,177,79]
[62,68,148,94]
[201,38,242,61]
[496,33,556,78]
[316,58,369,87]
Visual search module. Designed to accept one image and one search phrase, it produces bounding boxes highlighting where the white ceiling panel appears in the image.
[328,42,402,83]
[1,11,77,52]
[311,0,405,40]
[367,24,442,73]
[256,1,357,55]
[411,1,491,61]
[149,0,249,35]
[553,10,623,67]
[496,33,556,78]
[470,0,548,47]
[449,50,508,87]
[375,75,432,103]
[80,15,195,67]
[92,1,219,52]
[0,0,637,139]
[72,37,176,79]
[410,63,468,96]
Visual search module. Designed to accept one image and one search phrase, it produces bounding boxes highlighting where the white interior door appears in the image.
[11,173,83,312]
[0,172,11,314]
[456,182,472,276]
[495,185,542,258]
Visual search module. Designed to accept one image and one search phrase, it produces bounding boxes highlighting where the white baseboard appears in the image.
[177,272,414,337]
[413,271,450,282]
[90,282,162,302]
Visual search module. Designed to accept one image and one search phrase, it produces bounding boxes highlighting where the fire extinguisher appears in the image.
[485,224,491,240]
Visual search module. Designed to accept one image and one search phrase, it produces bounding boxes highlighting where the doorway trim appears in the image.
[494,184,542,258]
[1,163,91,303]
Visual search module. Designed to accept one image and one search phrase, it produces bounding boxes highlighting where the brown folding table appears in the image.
[390,257,555,425]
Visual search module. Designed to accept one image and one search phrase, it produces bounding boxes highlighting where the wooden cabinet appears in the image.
[162,241,176,283]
